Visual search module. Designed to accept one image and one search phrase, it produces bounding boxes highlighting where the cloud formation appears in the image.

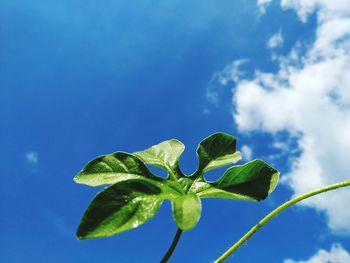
[257,0,273,14]
[281,0,350,23]
[206,59,247,106]
[267,30,284,49]
[216,0,350,234]
[25,151,39,164]
[241,145,253,161]
[284,244,350,263]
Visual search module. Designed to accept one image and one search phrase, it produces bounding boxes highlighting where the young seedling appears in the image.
[74,132,279,261]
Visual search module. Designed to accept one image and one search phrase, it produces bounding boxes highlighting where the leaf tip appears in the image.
[73,174,80,184]
[268,171,280,194]
[73,171,86,185]
[76,229,87,240]
[76,224,96,240]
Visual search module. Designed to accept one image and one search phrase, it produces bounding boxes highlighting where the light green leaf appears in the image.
[134,139,185,179]
[194,159,279,201]
[77,179,167,239]
[172,194,201,230]
[74,152,159,187]
[196,132,241,174]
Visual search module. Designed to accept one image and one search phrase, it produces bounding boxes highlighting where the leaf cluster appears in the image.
[74,133,279,239]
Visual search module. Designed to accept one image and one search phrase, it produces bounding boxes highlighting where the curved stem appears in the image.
[160,228,183,263]
[214,180,350,263]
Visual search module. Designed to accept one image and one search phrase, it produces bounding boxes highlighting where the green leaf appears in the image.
[134,139,185,178]
[74,133,280,240]
[194,159,279,201]
[172,194,201,230]
[77,179,167,239]
[196,132,241,174]
[74,152,159,187]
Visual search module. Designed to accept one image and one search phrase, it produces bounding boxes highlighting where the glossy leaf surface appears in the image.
[134,139,184,178]
[75,133,280,240]
[74,152,158,187]
[77,180,166,239]
[172,194,201,230]
[196,133,241,173]
[194,159,279,201]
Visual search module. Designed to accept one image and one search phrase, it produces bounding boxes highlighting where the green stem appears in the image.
[167,168,178,181]
[214,180,350,263]
[160,228,183,263]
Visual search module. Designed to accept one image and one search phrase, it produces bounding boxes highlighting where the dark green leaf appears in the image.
[193,160,279,201]
[77,179,167,239]
[196,132,241,174]
[74,152,158,187]
[172,194,201,230]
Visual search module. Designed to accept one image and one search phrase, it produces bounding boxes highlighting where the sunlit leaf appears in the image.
[74,152,159,187]
[74,133,280,241]
[194,159,279,201]
[172,194,201,230]
[134,139,185,179]
[77,179,168,239]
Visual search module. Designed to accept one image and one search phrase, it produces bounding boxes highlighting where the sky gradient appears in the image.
[1,1,350,262]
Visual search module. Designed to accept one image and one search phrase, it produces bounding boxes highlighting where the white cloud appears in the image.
[241,145,253,161]
[206,59,247,106]
[219,1,350,233]
[281,0,350,23]
[25,151,38,164]
[267,31,284,49]
[217,59,247,85]
[284,244,350,263]
[257,0,273,14]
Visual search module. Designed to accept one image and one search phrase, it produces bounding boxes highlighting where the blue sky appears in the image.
[1,1,350,262]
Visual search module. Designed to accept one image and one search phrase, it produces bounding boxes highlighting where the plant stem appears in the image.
[160,228,183,263]
[214,180,350,263]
